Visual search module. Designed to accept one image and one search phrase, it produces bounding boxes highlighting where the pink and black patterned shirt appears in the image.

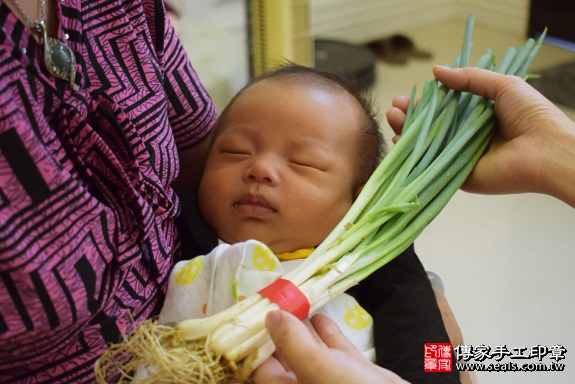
[0,0,216,382]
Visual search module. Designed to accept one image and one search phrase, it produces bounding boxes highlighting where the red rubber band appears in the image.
[258,279,310,320]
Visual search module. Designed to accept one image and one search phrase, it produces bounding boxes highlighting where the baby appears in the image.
[161,64,384,359]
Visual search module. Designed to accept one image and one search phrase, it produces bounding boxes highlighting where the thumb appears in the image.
[266,310,313,350]
[265,310,321,376]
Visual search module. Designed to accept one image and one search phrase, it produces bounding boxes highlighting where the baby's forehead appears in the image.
[251,74,346,94]
[239,76,363,113]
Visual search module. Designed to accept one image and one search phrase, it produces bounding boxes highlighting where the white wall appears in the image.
[171,0,531,110]
[177,0,531,40]
[312,0,530,42]
[453,0,530,37]
[311,0,453,42]
[168,0,248,113]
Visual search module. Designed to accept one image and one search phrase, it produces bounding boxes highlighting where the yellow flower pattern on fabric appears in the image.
[344,303,372,330]
[174,257,203,285]
[252,244,278,271]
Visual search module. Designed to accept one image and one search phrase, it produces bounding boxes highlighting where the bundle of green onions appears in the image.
[94,15,545,384]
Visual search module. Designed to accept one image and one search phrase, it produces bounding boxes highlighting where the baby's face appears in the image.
[198,78,365,254]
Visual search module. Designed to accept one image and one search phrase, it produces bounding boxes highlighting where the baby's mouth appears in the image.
[233,194,276,216]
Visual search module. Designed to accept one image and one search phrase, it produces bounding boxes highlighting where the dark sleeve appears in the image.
[347,245,459,384]
[174,192,219,261]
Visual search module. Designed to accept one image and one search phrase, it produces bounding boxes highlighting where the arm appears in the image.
[145,0,217,196]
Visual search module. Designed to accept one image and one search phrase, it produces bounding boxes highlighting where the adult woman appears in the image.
[0,0,215,381]
[0,2,458,382]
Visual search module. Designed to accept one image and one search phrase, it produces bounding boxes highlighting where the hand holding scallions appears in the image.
[252,311,409,384]
[94,15,548,383]
[388,66,575,208]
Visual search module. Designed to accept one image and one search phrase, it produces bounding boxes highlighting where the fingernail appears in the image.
[266,310,281,332]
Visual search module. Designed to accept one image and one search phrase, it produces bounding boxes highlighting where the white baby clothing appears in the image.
[159,239,375,360]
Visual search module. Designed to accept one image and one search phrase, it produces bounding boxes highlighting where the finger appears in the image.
[433,65,518,101]
[385,107,406,136]
[391,95,410,111]
[303,317,325,346]
[387,96,423,138]
[265,310,323,377]
[272,318,326,371]
[252,355,298,384]
[392,95,421,110]
[310,314,364,357]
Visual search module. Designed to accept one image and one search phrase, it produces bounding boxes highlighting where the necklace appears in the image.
[11,0,78,90]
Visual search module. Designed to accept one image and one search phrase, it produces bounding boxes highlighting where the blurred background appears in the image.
[169,1,575,383]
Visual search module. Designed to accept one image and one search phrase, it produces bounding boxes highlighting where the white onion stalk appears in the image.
[94,15,545,384]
